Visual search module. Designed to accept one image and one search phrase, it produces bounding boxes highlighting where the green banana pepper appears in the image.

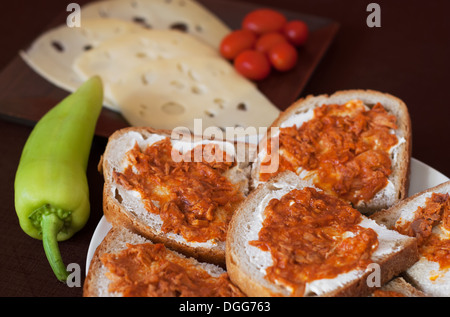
[14,76,103,282]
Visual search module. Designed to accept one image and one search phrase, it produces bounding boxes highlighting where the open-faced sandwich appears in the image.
[99,127,254,266]
[226,171,418,297]
[84,226,245,297]
[371,180,450,297]
[251,89,411,214]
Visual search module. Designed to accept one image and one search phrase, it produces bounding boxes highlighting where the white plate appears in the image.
[85,157,450,275]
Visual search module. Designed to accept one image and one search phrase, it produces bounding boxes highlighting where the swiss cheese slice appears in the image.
[80,0,230,49]
[20,18,145,101]
[109,56,280,132]
[73,29,220,110]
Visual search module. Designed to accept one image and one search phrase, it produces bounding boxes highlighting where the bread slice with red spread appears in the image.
[100,127,254,267]
[371,180,450,297]
[226,171,418,297]
[83,226,244,297]
[251,89,411,214]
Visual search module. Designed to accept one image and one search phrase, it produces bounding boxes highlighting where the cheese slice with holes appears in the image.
[73,29,220,110]
[109,56,280,132]
[20,18,145,105]
[80,0,231,49]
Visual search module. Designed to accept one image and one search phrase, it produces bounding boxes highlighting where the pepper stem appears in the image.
[41,213,69,282]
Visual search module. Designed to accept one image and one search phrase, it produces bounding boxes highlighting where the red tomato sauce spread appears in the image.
[113,138,244,243]
[249,187,379,296]
[260,100,399,206]
[395,193,450,270]
[101,243,245,297]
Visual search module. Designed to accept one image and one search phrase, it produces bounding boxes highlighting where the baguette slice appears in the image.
[226,171,418,297]
[83,226,244,297]
[251,89,412,214]
[371,180,450,297]
[101,127,253,266]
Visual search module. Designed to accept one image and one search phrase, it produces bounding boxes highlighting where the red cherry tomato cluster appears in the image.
[220,8,309,81]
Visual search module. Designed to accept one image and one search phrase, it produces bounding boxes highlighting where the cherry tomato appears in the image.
[283,20,309,46]
[219,29,257,60]
[255,32,288,54]
[268,42,298,72]
[234,50,271,81]
[242,9,287,35]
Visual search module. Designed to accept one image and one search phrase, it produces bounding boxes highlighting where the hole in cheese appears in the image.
[136,52,147,58]
[170,22,188,32]
[51,41,64,52]
[98,8,108,18]
[161,102,185,115]
[214,98,225,109]
[195,25,203,33]
[191,85,206,95]
[237,103,247,111]
[133,16,152,29]
[170,80,185,90]
[205,110,215,118]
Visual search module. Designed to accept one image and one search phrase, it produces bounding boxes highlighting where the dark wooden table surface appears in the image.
[1,0,449,297]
